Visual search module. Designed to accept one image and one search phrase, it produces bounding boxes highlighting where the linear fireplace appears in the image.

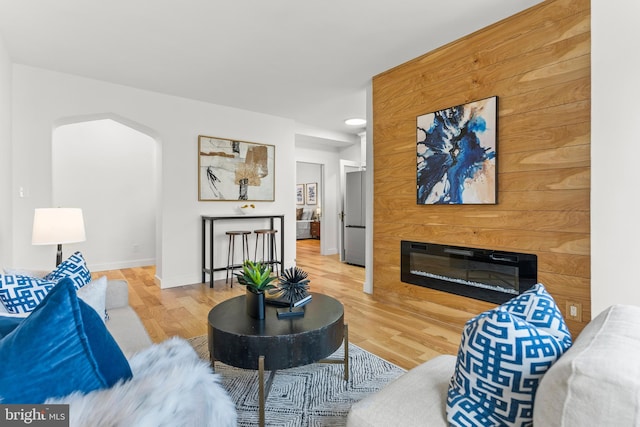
[400,241,537,304]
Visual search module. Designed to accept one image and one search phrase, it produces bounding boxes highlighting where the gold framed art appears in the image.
[198,135,275,201]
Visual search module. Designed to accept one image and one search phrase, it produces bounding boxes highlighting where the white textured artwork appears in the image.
[198,136,275,201]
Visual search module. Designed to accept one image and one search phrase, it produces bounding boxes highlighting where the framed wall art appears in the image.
[305,182,317,205]
[198,135,275,201]
[416,96,497,205]
[296,184,305,205]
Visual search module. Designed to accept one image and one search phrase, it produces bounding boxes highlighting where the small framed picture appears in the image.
[306,182,317,205]
[296,184,305,205]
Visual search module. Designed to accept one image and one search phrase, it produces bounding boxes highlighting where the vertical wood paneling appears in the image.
[372,0,590,338]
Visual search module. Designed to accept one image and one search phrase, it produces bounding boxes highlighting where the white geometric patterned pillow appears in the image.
[44,251,92,289]
[501,283,572,350]
[0,274,58,314]
[447,283,572,427]
[3,268,48,278]
[0,252,92,315]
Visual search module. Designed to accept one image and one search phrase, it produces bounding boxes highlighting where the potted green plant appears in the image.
[276,266,311,318]
[235,260,277,319]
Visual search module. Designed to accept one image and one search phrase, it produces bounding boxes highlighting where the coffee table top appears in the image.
[208,292,344,370]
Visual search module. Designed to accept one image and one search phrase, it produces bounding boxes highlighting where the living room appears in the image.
[0,0,631,307]
[2,0,640,424]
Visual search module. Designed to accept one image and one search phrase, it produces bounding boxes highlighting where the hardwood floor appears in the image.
[96,239,462,370]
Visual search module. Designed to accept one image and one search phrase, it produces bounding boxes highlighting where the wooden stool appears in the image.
[225,230,251,286]
[254,229,279,276]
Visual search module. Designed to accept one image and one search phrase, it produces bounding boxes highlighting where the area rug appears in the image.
[187,335,405,426]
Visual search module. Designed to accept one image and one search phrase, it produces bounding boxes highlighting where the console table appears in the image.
[201,214,285,288]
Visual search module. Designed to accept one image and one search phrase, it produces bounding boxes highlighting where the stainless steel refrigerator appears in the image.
[344,170,366,266]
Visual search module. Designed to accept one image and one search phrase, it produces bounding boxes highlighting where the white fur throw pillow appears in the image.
[47,337,237,427]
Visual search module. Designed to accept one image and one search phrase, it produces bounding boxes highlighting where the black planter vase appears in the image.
[245,288,266,320]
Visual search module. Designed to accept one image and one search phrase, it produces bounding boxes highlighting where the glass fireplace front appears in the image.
[400,241,537,304]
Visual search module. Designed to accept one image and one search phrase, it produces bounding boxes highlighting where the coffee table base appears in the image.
[256,324,349,427]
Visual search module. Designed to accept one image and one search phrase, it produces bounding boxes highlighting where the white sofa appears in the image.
[104,279,153,357]
[1,274,153,357]
[1,272,237,426]
[296,219,313,239]
[296,208,316,239]
[60,279,238,426]
[347,304,640,426]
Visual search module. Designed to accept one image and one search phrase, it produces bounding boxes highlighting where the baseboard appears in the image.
[155,273,204,289]
[91,258,155,272]
[324,247,338,255]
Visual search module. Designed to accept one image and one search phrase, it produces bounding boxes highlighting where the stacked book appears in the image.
[266,290,313,308]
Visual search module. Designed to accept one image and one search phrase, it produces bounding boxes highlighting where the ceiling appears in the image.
[0,0,542,144]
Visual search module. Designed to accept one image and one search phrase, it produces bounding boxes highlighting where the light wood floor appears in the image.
[96,239,462,370]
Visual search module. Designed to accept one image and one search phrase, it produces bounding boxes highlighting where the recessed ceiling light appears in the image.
[344,118,366,126]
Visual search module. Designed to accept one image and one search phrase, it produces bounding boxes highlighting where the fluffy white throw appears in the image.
[47,337,237,427]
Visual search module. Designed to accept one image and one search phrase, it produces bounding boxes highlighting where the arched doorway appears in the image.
[52,115,161,272]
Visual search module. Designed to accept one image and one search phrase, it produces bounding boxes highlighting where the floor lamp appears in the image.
[32,208,86,266]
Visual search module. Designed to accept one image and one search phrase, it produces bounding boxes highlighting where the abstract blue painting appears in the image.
[417,96,497,205]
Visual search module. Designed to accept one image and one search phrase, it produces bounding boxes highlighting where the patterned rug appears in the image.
[187,335,405,426]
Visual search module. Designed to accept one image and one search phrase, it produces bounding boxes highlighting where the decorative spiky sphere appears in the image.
[278,266,310,305]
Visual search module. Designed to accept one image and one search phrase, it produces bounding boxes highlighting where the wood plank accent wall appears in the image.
[372,0,590,339]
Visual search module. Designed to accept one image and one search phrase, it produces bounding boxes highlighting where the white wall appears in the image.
[591,0,640,314]
[364,83,374,293]
[53,119,157,270]
[0,35,11,266]
[340,132,367,165]
[11,65,297,288]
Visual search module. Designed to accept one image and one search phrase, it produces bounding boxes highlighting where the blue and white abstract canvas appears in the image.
[417,96,497,204]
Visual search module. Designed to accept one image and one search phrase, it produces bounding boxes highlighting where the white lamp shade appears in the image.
[32,208,86,245]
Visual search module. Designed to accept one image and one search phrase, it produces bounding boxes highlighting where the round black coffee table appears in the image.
[207,292,348,426]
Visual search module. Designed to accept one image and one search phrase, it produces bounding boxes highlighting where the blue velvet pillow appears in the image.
[447,283,572,426]
[0,278,132,403]
[0,316,23,338]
